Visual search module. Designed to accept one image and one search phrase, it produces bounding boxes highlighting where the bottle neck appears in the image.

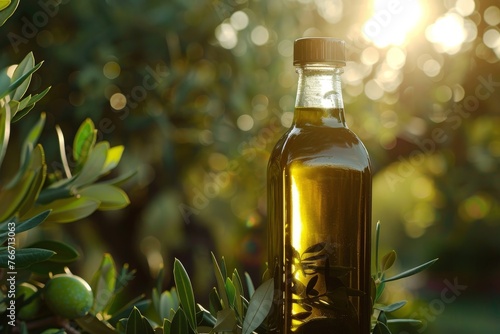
[294,65,345,127]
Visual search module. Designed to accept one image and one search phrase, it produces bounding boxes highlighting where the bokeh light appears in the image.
[110,92,126,110]
[363,0,423,47]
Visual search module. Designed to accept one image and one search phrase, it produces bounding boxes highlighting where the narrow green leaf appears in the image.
[126,307,143,334]
[173,258,197,331]
[18,93,31,110]
[12,86,51,123]
[381,250,397,272]
[0,0,18,26]
[373,321,392,334]
[27,240,79,263]
[211,252,230,309]
[244,272,255,298]
[90,253,117,314]
[196,304,216,328]
[208,287,222,316]
[0,61,43,100]
[163,318,171,334]
[72,141,109,187]
[225,277,236,307]
[382,258,439,283]
[99,169,137,187]
[101,145,124,175]
[35,185,72,205]
[232,270,244,319]
[0,247,55,268]
[220,256,228,280]
[387,319,422,324]
[213,308,237,332]
[73,118,96,164]
[375,279,385,301]
[160,288,179,320]
[10,52,35,101]
[378,310,388,324]
[79,184,130,211]
[242,278,274,334]
[170,308,193,334]
[375,300,407,313]
[0,0,12,12]
[107,298,150,325]
[73,128,97,173]
[125,307,155,334]
[28,197,100,223]
[0,210,50,244]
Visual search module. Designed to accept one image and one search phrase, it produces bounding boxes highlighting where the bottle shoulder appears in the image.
[268,125,371,171]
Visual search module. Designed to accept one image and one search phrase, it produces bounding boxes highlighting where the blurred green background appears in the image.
[2,0,500,332]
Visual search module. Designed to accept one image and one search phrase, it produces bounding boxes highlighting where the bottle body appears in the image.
[267,42,372,333]
[267,108,372,333]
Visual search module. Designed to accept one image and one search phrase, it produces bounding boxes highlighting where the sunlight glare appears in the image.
[425,12,467,54]
[363,0,423,47]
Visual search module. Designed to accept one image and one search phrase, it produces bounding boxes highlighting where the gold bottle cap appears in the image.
[293,37,346,66]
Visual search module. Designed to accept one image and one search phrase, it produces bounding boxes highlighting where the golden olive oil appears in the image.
[267,106,372,333]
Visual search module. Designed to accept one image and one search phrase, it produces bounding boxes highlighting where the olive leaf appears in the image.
[0,210,50,244]
[244,272,255,298]
[10,52,34,101]
[173,258,197,331]
[126,307,155,334]
[0,247,55,268]
[380,250,397,272]
[73,118,97,173]
[78,184,130,211]
[0,0,12,12]
[12,86,51,123]
[382,258,438,283]
[0,0,18,26]
[213,308,237,332]
[0,60,43,100]
[232,269,244,319]
[209,287,223,316]
[27,197,101,223]
[211,252,230,309]
[159,288,179,321]
[170,308,194,334]
[375,300,407,313]
[242,278,274,334]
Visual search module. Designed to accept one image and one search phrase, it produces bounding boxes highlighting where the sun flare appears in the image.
[363,0,423,47]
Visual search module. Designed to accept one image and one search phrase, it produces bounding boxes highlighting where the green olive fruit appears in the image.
[17,282,41,320]
[43,274,94,319]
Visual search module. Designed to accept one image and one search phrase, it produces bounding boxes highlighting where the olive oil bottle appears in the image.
[267,38,372,334]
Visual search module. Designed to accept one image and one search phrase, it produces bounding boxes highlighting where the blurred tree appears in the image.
[1,0,500,332]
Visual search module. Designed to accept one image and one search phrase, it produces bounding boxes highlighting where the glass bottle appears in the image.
[267,38,372,334]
